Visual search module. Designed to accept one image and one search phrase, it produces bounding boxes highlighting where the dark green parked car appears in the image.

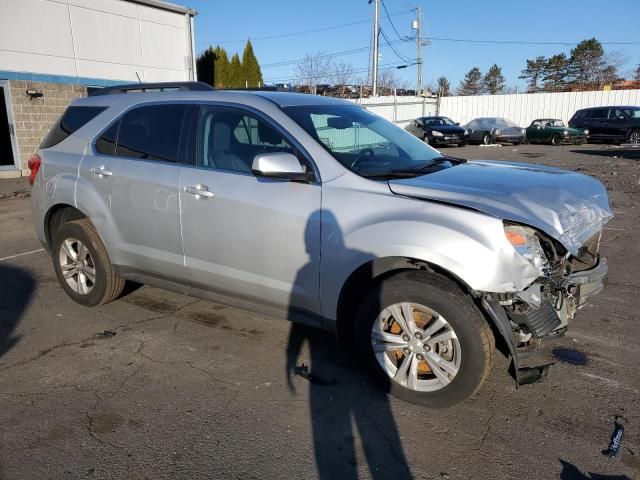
[526,119,588,146]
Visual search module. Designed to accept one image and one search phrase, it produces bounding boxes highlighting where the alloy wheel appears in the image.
[629,130,640,144]
[58,238,96,295]
[371,302,461,392]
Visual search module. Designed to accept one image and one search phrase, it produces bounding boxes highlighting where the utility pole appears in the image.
[372,0,379,97]
[416,4,422,96]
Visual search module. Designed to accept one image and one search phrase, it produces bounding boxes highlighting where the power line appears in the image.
[380,0,406,41]
[260,39,411,69]
[196,10,413,45]
[425,36,640,46]
[264,61,407,84]
[379,28,413,63]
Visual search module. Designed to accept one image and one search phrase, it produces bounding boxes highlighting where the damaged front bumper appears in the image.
[481,257,608,386]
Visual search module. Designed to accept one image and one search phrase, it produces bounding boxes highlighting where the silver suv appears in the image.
[30,82,612,407]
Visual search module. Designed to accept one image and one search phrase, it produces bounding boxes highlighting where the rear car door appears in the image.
[587,108,608,138]
[179,104,322,321]
[78,103,190,280]
[606,108,631,140]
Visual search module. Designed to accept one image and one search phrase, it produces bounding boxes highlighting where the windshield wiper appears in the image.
[417,155,467,169]
[359,155,467,179]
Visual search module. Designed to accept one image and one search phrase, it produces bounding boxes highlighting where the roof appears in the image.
[73,88,359,110]
[126,0,197,15]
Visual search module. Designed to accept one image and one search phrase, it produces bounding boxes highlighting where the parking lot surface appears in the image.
[0,143,638,479]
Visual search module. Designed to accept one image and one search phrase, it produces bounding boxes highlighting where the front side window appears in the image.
[197,106,294,173]
[116,104,188,162]
[283,104,442,178]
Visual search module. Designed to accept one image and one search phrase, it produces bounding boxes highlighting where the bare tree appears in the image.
[295,52,334,94]
[378,69,400,95]
[333,60,355,97]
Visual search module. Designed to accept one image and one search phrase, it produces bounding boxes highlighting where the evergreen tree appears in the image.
[457,67,483,96]
[542,54,570,92]
[229,53,242,88]
[483,64,506,94]
[568,38,606,89]
[519,56,547,93]
[436,76,451,96]
[635,64,640,81]
[196,47,216,86]
[241,39,263,88]
[213,46,230,87]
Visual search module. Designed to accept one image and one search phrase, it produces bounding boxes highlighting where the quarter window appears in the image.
[116,104,188,162]
[41,106,106,148]
[198,106,294,173]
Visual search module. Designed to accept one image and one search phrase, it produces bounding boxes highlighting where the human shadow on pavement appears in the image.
[0,262,36,358]
[286,210,413,480]
[559,459,632,480]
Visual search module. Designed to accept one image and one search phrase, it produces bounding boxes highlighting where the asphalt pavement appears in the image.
[0,143,638,479]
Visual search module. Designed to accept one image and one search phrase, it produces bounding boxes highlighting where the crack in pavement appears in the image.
[0,312,171,373]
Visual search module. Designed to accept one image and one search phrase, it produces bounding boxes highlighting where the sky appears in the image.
[186,0,640,91]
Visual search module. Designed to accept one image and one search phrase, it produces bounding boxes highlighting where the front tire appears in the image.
[354,270,495,408]
[628,129,640,144]
[52,219,125,307]
[482,133,492,145]
[550,135,562,146]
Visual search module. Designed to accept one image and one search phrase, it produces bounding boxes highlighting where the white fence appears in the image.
[350,95,438,127]
[354,89,640,128]
[439,89,640,127]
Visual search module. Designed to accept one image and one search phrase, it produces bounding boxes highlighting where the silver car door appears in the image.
[179,105,322,321]
[77,103,189,279]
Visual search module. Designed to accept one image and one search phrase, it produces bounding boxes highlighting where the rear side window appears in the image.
[589,109,608,119]
[116,104,188,162]
[41,106,106,148]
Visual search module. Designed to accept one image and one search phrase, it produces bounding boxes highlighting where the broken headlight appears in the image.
[504,224,549,270]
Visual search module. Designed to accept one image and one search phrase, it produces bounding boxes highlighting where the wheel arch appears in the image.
[44,203,88,250]
[334,256,474,345]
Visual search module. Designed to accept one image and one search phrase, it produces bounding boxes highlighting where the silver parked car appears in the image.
[30,82,612,407]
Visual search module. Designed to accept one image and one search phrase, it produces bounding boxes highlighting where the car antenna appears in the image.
[135,72,142,84]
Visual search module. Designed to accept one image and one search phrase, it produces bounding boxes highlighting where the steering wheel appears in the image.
[350,148,375,170]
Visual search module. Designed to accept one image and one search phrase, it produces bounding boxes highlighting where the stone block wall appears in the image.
[8,80,86,174]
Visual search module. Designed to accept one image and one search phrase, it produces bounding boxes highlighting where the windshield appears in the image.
[283,104,443,177]
[423,117,456,126]
[467,117,519,129]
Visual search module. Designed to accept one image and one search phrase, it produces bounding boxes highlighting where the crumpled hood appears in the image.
[388,160,613,255]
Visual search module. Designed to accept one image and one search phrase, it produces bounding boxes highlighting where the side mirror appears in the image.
[327,116,353,129]
[535,125,541,130]
[252,152,312,182]
[455,122,460,126]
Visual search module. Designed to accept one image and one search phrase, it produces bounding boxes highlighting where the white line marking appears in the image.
[0,249,46,262]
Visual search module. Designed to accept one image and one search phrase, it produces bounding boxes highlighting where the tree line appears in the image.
[196,40,263,88]
[436,38,634,97]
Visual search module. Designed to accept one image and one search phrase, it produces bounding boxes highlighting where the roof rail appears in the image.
[88,81,214,96]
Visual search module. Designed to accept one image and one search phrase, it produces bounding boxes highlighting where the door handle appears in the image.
[91,166,112,177]
[184,184,214,198]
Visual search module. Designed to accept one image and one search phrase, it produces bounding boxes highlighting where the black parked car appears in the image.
[569,106,640,144]
[464,117,526,145]
[406,116,468,146]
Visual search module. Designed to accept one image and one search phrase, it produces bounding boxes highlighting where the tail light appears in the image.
[28,154,41,186]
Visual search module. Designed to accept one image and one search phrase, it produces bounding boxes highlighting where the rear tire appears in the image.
[354,270,495,408]
[52,219,125,307]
